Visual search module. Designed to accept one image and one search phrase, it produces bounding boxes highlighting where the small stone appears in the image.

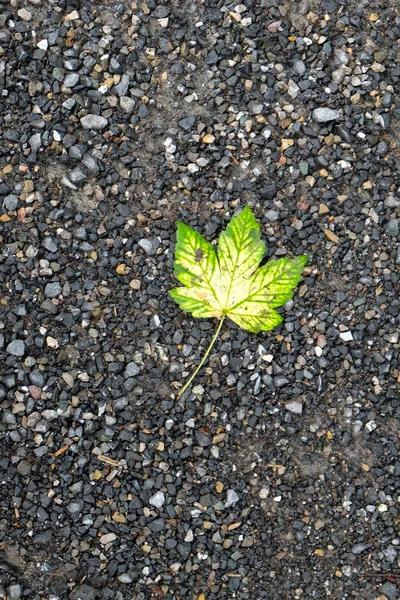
[386,219,399,237]
[43,238,58,253]
[260,183,277,199]
[138,238,159,256]
[18,8,32,20]
[281,138,294,150]
[268,21,282,32]
[69,585,96,600]
[4,195,19,211]
[324,230,339,243]
[7,585,22,600]
[379,582,397,600]
[202,134,215,144]
[184,528,194,542]
[6,340,25,357]
[80,114,108,130]
[385,195,400,208]
[37,39,48,51]
[370,62,385,73]
[339,331,353,342]
[274,376,289,387]
[65,10,80,20]
[195,431,211,447]
[46,336,59,349]
[225,489,240,508]
[100,533,117,545]
[205,50,219,65]
[29,133,42,151]
[113,74,130,96]
[319,204,329,215]
[45,282,62,298]
[365,420,377,433]
[293,60,306,75]
[17,460,31,476]
[69,167,86,184]
[312,108,341,122]
[382,91,393,107]
[285,401,303,415]
[265,210,280,221]
[287,80,300,98]
[125,362,140,377]
[148,518,165,533]
[66,500,84,519]
[149,491,165,508]
[120,96,135,114]
[64,73,79,87]
[248,101,263,115]
[178,116,196,131]
[351,542,372,555]
[118,574,133,583]
[116,264,128,275]
[322,0,337,13]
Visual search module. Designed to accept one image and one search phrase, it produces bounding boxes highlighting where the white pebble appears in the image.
[340,331,353,342]
[37,39,48,51]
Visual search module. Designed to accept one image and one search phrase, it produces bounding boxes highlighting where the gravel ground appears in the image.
[1,0,400,599]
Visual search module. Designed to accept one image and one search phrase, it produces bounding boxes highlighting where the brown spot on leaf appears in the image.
[195,248,204,262]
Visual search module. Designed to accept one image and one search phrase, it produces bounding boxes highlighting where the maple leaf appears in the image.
[170,205,308,395]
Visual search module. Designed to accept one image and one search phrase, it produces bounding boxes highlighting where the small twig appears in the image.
[97,455,120,467]
[363,571,400,580]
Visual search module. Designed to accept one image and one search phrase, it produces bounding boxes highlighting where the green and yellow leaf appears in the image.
[170,206,307,333]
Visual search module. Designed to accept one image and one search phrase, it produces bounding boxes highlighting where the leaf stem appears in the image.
[177,314,226,397]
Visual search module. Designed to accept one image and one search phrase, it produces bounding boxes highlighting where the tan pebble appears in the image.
[17,8,32,20]
[116,264,128,275]
[215,481,224,493]
[112,511,127,523]
[23,180,34,193]
[362,181,373,190]
[314,549,324,556]
[318,203,329,215]
[2,165,13,174]
[281,138,294,150]
[324,230,339,243]
[130,279,141,290]
[298,284,307,298]
[46,336,59,349]
[229,11,241,22]
[65,10,80,20]
[92,469,102,480]
[371,62,385,72]
[202,134,215,144]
